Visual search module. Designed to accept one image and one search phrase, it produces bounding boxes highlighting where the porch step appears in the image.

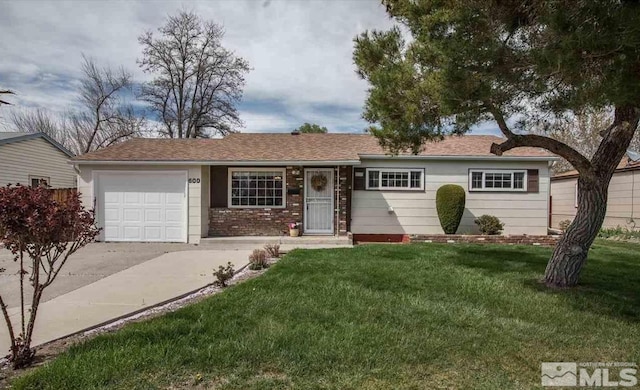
[200,235,352,247]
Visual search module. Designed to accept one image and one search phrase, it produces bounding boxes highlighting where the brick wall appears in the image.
[409,234,559,246]
[336,166,350,235]
[209,166,304,236]
[208,166,351,237]
[353,234,558,246]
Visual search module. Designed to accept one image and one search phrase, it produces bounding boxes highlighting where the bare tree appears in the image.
[7,58,143,155]
[539,108,640,173]
[9,108,73,150]
[72,56,143,153]
[138,11,250,138]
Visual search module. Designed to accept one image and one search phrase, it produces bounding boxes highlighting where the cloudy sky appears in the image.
[0,0,499,135]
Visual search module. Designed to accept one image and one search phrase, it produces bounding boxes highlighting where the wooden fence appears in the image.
[50,188,77,203]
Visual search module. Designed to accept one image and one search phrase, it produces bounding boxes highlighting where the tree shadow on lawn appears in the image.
[441,242,640,323]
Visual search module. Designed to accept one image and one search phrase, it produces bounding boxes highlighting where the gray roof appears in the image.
[0,132,74,157]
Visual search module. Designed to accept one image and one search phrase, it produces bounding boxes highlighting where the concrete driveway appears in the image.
[0,242,233,309]
[0,243,252,354]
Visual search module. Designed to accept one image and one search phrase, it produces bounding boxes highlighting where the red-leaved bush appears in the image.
[0,185,100,368]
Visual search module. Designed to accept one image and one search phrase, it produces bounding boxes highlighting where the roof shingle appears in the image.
[73,133,555,162]
[553,153,640,180]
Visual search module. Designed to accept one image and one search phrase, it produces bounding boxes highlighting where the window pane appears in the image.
[476,171,524,191]
[485,173,495,188]
[471,172,483,189]
[514,172,525,189]
[410,171,422,188]
[231,170,284,207]
[367,170,423,190]
[368,170,379,188]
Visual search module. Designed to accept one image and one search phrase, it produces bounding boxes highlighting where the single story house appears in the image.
[550,151,640,230]
[71,133,557,244]
[0,132,76,188]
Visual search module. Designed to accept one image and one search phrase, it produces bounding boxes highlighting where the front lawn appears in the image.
[13,241,640,389]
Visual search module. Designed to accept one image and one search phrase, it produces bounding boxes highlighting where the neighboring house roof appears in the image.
[552,151,640,181]
[0,132,74,157]
[72,133,556,164]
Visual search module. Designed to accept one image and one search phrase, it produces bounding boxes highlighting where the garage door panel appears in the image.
[165,209,183,223]
[165,227,184,241]
[123,192,142,205]
[143,226,162,240]
[98,172,187,243]
[123,226,142,240]
[104,226,120,240]
[123,208,142,223]
[144,209,162,223]
[104,207,120,222]
[165,192,183,205]
[144,192,162,205]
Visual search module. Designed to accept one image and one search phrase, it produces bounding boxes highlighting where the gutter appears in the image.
[69,160,362,166]
[358,154,560,162]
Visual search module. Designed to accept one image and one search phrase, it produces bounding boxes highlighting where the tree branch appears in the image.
[487,103,593,175]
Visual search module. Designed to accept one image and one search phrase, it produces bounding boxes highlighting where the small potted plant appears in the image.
[288,222,300,237]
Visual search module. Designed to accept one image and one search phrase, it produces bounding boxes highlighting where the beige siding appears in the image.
[76,164,205,244]
[551,170,640,230]
[351,160,550,235]
[0,138,76,188]
[201,166,210,237]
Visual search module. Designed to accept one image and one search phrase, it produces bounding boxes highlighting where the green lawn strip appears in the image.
[12,242,640,389]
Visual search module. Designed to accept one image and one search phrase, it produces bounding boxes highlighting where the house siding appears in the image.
[351,160,550,235]
[0,137,76,188]
[76,164,203,244]
[550,170,640,230]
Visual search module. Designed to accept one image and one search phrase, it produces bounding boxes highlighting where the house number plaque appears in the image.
[188,178,201,184]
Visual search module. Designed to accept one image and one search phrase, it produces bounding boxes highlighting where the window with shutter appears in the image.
[468,170,528,192]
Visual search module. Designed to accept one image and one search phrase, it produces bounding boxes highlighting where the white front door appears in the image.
[304,168,334,234]
[96,171,187,243]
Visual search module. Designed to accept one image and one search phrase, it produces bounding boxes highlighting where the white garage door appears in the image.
[97,171,187,242]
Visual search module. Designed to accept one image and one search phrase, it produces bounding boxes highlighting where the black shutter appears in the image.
[210,166,228,207]
[527,169,539,193]
[353,167,366,190]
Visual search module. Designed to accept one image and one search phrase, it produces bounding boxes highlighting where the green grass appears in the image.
[12,241,640,389]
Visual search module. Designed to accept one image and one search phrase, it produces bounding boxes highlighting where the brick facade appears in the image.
[352,234,558,246]
[409,234,559,246]
[336,165,350,235]
[209,166,352,237]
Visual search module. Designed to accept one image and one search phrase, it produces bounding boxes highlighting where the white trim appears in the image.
[359,154,559,161]
[468,169,527,192]
[365,168,425,191]
[304,168,334,235]
[227,167,287,209]
[92,170,189,243]
[72,160,362,166]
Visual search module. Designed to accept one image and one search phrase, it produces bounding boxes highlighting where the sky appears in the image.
[0,0,500,135]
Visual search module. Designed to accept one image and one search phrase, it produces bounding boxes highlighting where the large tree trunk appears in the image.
[544,105,640,288]
[544,176,608,287]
